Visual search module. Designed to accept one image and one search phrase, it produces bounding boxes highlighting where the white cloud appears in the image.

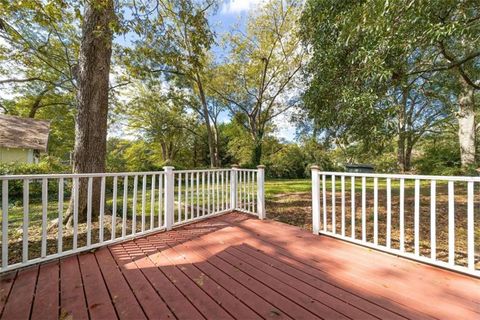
[221,0,265,14]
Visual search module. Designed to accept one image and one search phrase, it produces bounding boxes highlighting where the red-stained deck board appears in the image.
[1,212,479,320]
[236,243,405,320]
[134,236,234,320]
[226,246,376,320]
[1,266,37,319]
[121,240,204,320]
[173,233,321,319]
[108,244,175,319]
[59,256,88,320]
[162,234,291,320]
[31,261,59,320]
[206,218,431,320]
[195,226,365,320]
[94,247,146,320]
[144,233,262,320]
[0,271,16,316]
[78,252,117,319]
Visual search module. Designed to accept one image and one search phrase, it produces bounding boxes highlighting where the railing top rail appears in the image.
[0,167,261,180]
[0,171,167,180]
[316,171,480,182]
[174,168,232,174]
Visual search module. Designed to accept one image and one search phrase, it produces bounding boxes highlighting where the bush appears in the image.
[0,157,70,199]
[413,137,462,175]
[265,144,307,179]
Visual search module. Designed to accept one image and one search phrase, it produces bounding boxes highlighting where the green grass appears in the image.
[265,177,467,199]
[265,179,311,198]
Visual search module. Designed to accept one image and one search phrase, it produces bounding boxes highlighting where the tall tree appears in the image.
[301,0,479,170]
[0,0,79,157]
[214,0,305,165]
[68,0,115,223]
[125,0,220,167]
[122,82,198,165]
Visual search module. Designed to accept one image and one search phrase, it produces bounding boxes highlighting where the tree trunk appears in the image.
[212,120,221,167]
[251,138,263,166]
[195,74,218,167]
[397,134,406,172]
[457,82,476,169]
[404,138,413,172]
[66,0,114,225]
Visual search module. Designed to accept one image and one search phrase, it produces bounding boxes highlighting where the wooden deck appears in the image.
[0,212,479,320]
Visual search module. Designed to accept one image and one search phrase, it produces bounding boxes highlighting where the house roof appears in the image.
[0,114,51,152]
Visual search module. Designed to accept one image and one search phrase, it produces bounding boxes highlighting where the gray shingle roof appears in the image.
[0,114,50,152]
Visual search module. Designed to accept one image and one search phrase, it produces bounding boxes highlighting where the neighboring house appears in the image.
[0,114,50,164]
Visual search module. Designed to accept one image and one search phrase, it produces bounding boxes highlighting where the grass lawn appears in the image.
[265,179,311,198]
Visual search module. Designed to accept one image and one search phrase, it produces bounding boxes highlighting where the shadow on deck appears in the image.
[0,212,479,319]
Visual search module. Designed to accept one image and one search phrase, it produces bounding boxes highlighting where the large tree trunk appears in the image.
[457,82,476,169]
[67,0,115,224]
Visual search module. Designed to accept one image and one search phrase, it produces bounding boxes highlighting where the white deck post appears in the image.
[164,166,175,230]
[230,164,239,211]
[311,165,320,234]
[257,165,266,219]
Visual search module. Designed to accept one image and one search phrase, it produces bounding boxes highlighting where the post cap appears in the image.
[163,166,175,170]
[257,165,266,169]
[311,165,320,170]
[231,164,240,168]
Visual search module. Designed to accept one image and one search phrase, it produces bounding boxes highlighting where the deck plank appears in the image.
[170,232,321,319]
[2,265,38,319]
[209,216,427,319]
[237,243,406,320]
[160,232,292,320]
[60,255,88,320]
[78,252,117,320]
[94,247,146,320]
[108,244,175,319]
[146,232,262,320]
[198,231,349,319]
[0,271,16,316]
[239,215,480,298]
[121,240,204,320]
[227,245,377,320]
[134,236,234,320]
[31,261,59,320]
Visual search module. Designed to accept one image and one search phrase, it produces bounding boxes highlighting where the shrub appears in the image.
[0,157,69,199]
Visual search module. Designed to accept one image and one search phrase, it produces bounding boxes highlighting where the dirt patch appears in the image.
[266,192,312,231]
[266,191,480,268]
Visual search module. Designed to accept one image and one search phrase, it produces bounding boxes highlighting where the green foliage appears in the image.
[0,156,69,198]
[301,0,480,171]
[414,134,462,175]
[0,156,68,175]
[265,144,307,179]
[213,0,305,165]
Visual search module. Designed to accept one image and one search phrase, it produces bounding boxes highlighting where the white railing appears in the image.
[311,167,479,278]
[0,165,265,273]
